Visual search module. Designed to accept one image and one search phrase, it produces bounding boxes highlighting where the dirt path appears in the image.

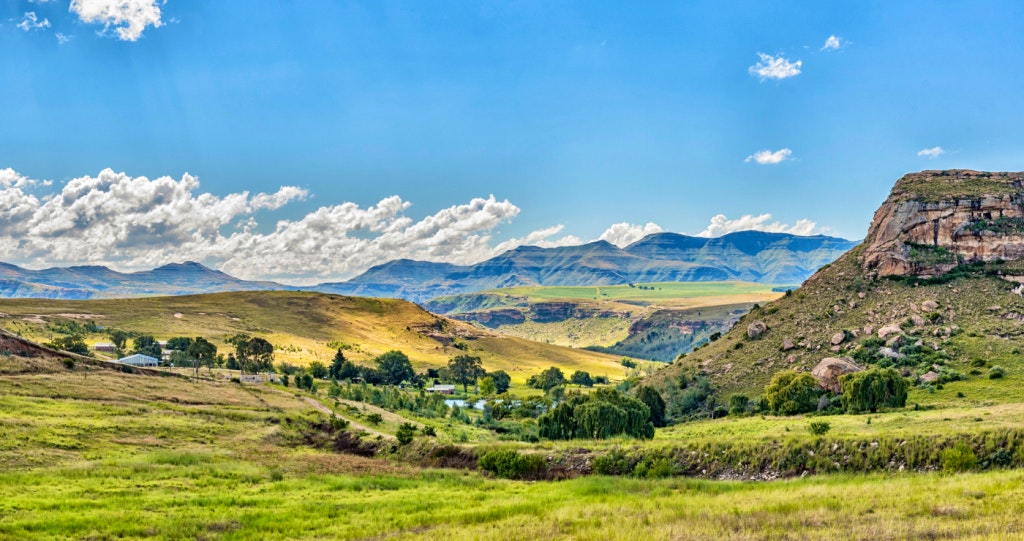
[294,393,392,439]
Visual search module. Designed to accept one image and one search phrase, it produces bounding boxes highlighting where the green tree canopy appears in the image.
[166,337,193,351]
[527,367,566,392]
[308,361,329,380]
[840,368,908,413]
[635,385,667,427]
[375,350,415,385]
[132,335,162,359]
[538,388,654,440]
[186,337,217,376]
[488,370,511,394]
[108,329,129,357]
[448,354,484,391]
[570,370,594,388]
[764,370,819,415]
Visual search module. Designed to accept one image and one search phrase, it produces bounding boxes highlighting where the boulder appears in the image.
[747,321,768,339]
[886,335,905,348]
[811,357,863,394]
[911,314,926,327]
[877,324,903,340]
[782,339,795,351]
[879,347,905,359]
[922,300,939,311]
[919,371,939,383]
[863,325,875,336]
[830,332,846,346]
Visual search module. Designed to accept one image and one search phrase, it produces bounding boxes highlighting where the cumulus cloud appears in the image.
[745,148,792,164]
[56,32,72,44]
[17,12,51,31]
[821,35,842,51]
[748,52,802,80]
[70,0,163,41]
[598,222,663,248]
[917,146,945,158]
[695,214,822,238]
[0,168,596,284]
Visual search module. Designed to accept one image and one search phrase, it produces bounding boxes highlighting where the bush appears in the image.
[420,425,436,437]
[808,421,831,435]
[365,413,383,425]
[764,371,819,415]
[989,366,1006,379]
[840,368,908,413]
[941,442,978,473]
[330,416,349,431]
[633,456,675,478]
[396,422,417,445]
[62,358,75,370]
[477,448,545,479]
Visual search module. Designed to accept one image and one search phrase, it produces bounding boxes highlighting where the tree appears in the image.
[635,386,667,427]
[375,350,415,385]
[489,370,511,394]
[225,353,240,371]
[764,370,819,415]
[570,370,594,388]
[246,337,274,373]
[329,350,348,380]
[538,388,654,440]
[132,335,162,359]
[840,368,908,413]
[186,337,217,377]
[527,367,566,392]
[308,361,329,380]
[448,354,484,392]
[108,329,129,357]
[166,337,192,352]
[479,376,496,396]
[396,422,417,445]
[47,335,90,356]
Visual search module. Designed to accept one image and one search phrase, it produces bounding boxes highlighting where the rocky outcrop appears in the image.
[452,308,526,328]
[811,357,863,394]
[860,170,1024,277]
[747,321,767,339]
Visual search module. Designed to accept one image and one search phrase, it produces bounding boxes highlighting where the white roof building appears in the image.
[116,354,160,367]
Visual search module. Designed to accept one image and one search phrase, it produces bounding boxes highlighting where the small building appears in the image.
[239,374,264,384]
[425,384,455,394]
[116,354,159,367]
[93,342,117,353]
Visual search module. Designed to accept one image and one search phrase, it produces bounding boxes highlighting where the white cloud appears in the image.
[70,0,163,41]
[598,222,663,248]
[745,148,792,164]
[695,214,823,238]
[821,35,842,51]
[17,12,51,31]
[748,52,802,80]
[56,33,72,44]
[917,146,945,158]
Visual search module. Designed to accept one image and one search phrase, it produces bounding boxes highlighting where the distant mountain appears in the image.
[318,231,859,303]
[0,261,287,299]
[0,231,857,301]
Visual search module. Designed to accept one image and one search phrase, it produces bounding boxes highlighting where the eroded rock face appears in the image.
[860,170,1024,277]
[811,357,863,394]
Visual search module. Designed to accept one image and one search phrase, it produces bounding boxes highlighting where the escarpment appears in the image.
[860,170,1024,277]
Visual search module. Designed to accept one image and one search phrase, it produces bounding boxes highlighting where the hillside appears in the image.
[651,170,1024,402]
[0,261,288,299]
[0,291,634,384]
[425,282,780,361]
[320,231,856,302]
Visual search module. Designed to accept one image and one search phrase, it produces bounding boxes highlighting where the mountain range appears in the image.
[0,231,857,302]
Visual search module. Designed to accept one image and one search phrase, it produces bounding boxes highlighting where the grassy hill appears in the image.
[650,244,1024,403]
[424,281,781,361]
[5,337,1024,539]
[0,290,637,384]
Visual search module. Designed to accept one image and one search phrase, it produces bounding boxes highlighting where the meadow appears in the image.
[5,352,1024,539]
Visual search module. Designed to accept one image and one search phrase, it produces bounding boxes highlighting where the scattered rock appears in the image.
[922,300,939,311]
[885,335,905,348]
[911,314,927,327]
[811,357,863,394]
[747,321,768,339]
[830,332,846,346]
[858,292,866,299]
[829,346,841,353]
[782,339,795,351]
[878,324,902,340]
[786,355,797,364]
[863,325,875,336]
[879,347,905,359]
[920,371,939,383]
[989,306,1003,311]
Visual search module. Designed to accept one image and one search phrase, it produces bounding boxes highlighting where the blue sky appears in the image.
[2,1,1024,282]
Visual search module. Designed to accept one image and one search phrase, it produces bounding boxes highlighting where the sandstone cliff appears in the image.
[860,170,1024,277]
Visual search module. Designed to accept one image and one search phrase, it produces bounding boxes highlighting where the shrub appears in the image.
[989,366,1006,379]
[420,425,436,437]
[365,413,384,425]
[941,442,978,473]
[764,371,819,415]
[840,368,908,413]
[62,358,75,370]
[396,422,417,445]
[808,421,831,435]
[330,416,349,431]
[633,456,675,478]
[477,448,545,479]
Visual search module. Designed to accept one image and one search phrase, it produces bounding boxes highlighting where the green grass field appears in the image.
[486,281,784,304]
[0,291,636,385]
[4,353,1024,540]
